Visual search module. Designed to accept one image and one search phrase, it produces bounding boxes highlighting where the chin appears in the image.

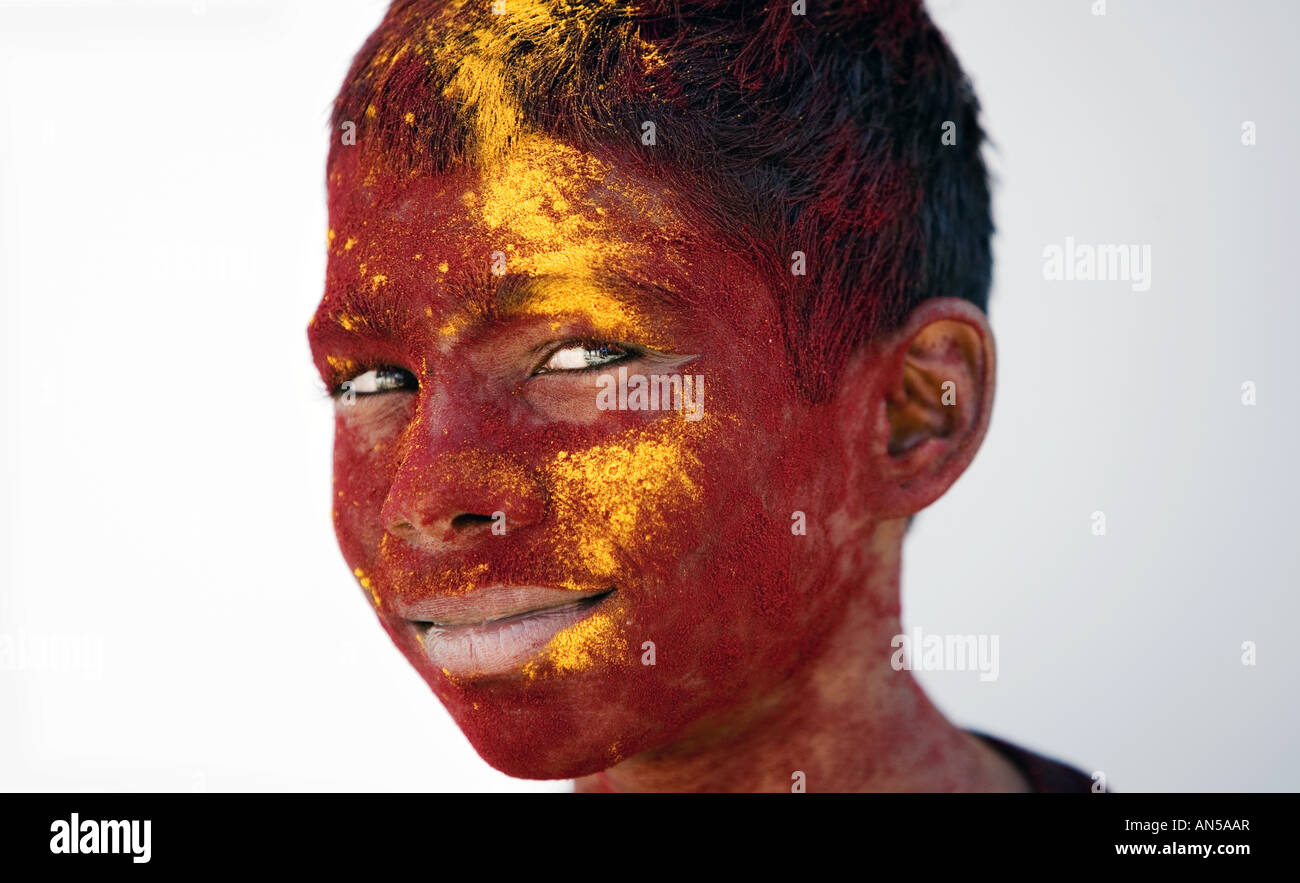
[432,669,668,780]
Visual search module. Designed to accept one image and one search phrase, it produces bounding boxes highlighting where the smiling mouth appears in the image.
[403,586,616,678]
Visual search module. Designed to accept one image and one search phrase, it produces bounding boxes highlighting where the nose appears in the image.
[381,445,546,553]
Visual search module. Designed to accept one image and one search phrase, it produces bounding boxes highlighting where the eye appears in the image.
[535,341,632,374]
[337,366,418,396]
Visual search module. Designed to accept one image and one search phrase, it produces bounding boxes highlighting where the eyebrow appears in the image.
[310,269,686,349]
[308,293,409,347]
[491,271,683,316]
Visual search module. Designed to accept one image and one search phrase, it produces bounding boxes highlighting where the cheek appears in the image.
[330,407,409,588]
[665,440,801,632]
[633,380,846,682]
[540,420,706,582]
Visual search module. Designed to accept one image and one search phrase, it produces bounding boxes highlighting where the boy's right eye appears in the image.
[336,367,418,396]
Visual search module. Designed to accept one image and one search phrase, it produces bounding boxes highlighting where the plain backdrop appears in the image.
[1,0,1296,792]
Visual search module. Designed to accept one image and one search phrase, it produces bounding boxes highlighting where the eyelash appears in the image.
[330,365,418,398]
[532,339,639,376]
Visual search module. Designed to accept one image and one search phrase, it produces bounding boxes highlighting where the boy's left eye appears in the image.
[536,341,631,374]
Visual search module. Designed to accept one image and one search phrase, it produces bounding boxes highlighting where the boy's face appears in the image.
[308,133,871,778]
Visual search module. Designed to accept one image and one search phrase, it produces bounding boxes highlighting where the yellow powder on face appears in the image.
[526,611,627,678]
[544,419,705,583]
[354,567,382,609]
[326,354,357,376]
[370,274,389,291]
[511,275,667,349]
[477,132,665,277]
[446,130,687,353]
[352,7,691,341]
[343,237,358,251]
[519,413,727,678]
[434,272,661,348]
[519,418,713,678]
[372,128,679,349]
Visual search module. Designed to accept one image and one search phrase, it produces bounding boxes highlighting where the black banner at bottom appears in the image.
[0,793,1288,869]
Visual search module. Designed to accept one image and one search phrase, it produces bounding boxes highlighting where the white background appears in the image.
[2,0,1296,792]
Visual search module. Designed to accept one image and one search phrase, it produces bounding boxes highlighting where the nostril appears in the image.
[450,512,496,531]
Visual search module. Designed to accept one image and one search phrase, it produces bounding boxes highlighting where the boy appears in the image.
[308,0,1092,792]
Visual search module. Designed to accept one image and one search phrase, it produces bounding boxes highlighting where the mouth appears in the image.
[400,586,617,679]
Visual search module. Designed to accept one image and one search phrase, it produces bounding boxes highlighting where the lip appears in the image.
[400,585,616,678]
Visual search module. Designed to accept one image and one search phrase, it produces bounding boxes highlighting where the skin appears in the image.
[307,133,1028,792]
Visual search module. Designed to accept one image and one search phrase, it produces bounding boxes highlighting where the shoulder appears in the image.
[969,730,1097,794]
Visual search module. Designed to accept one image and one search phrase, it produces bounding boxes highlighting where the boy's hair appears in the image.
[330,0,992,401]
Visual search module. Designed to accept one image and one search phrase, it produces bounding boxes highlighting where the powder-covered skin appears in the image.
[307,137,1024,791]
[306,0,1026,791]
[310,134,847,777]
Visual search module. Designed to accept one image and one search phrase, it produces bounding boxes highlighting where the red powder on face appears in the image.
[308,134,891,781]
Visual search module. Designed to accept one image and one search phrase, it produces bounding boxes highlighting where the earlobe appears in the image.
[868,299,996,518]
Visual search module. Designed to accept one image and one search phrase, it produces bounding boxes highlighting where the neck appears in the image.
[574,520,1028,793]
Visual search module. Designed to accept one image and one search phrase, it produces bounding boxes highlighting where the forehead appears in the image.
[313,134,712,331]
[306,128,790,371]
[324,133,686,291]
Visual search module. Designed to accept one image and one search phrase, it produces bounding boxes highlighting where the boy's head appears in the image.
[308,0,996,779]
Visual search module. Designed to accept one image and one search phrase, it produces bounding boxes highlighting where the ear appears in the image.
[842,298,996,519]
